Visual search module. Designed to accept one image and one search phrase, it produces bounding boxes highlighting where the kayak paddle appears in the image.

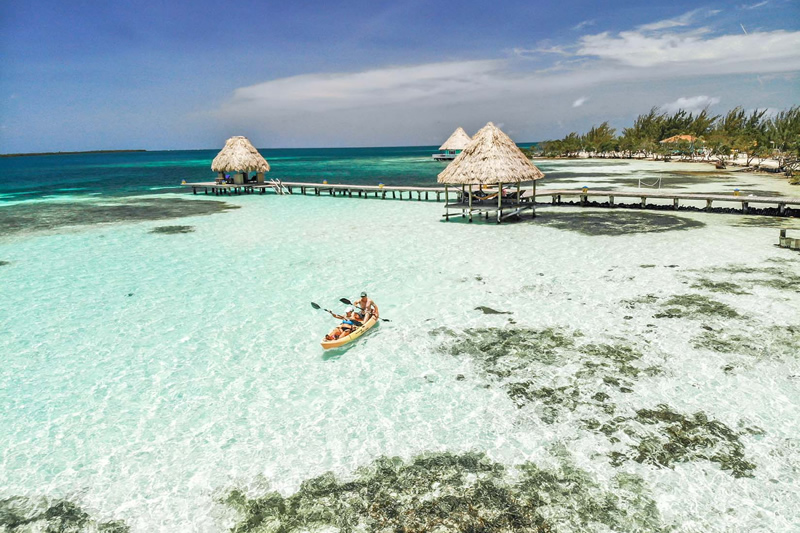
[339,298,391,322]
[311,302,333,314]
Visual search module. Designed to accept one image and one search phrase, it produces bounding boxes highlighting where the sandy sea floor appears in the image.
[1,159,799,532]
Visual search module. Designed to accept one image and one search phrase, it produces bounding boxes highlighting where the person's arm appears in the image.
[370,301,379,317]
[330,312,344,320]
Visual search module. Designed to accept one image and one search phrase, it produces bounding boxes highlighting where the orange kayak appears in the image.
[320,315,378,349]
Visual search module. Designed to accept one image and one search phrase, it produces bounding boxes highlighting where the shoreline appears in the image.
[534,154,796,179]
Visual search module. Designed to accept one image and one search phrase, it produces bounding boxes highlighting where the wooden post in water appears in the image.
[468,184,473,223]
[444,185,450,220]
[497,182,503,224]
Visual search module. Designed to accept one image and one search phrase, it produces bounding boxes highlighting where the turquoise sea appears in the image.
[1,148,800,532]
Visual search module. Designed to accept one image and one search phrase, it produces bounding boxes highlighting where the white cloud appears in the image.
[740,1,768,9]
[512,45,570,58]
[577,29,800,68]
[635,9,717,32]
[214,12,800,146]
[573,20,595,31]
[222,60,505,117]
[662,95,721,113]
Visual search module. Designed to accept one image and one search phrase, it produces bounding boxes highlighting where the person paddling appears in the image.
[353,291,379,322]
[325,306,362,341]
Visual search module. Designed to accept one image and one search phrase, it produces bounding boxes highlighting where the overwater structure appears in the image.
[432,127,471,161]
[438,122,545,223]
[211,136,270,185]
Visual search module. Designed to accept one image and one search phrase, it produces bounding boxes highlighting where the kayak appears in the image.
[320,315,378,350]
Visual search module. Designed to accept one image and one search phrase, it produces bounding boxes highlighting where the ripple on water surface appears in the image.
[0,182,799,532]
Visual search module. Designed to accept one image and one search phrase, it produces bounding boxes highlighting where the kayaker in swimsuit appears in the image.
[325,306,363,340]
[353,292,378,322]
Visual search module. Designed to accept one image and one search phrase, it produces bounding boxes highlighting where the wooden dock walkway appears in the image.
[182,181,800,217]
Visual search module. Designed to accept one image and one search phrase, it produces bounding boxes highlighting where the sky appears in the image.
[1,0,799,153]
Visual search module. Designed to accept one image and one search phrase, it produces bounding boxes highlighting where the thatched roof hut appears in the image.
[438,123,545,223]
[439,127,472,151]
[437,122,544,185]
[211,136,269,184]
[660,134,697,144]
[212,136,270,173]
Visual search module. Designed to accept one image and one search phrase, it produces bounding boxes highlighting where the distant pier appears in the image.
[182,181,800,217]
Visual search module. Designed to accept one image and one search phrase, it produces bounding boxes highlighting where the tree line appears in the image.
[532,106,800,180]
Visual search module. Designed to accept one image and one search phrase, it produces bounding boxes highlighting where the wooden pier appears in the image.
[182,181,800,217]
[531,188,800,216]
[779,230,800,250]
[184,181,456,201]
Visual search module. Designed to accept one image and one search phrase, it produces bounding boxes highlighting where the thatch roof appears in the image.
[437,122,544,185]
[438,127,472,151]
[211,136,270,173]
[660,134,697,144]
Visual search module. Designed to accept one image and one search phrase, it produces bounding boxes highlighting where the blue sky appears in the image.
[1,0,799,152]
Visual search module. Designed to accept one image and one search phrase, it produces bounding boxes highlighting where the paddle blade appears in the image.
[339,298,352,305]
[311,302,321,310]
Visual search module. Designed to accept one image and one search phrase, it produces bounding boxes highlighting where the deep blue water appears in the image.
[0,145,541,202]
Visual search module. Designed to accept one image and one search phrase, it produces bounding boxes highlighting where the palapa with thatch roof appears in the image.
[211,136,270,185]
[433,127,472,161]
[438,122,544,223]
[659,134,697,144]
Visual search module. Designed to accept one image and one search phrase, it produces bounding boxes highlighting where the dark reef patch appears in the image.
[149,225,195,234]
[432,326,756,478]
[693,325,800,359]
[537,211,705,236]
[695,264,800,294]
[433,327,662,425]
[475,306,512,315]
[652,294,742,319]
[690,278,750,295]
[0,496,129,532]
[0,198,238,237]
[729,216,797,228]
[621,294,660,309]
[431,326,580,376]
[0,260,10,266]
[224,450,670,533]
[602,405,756,478]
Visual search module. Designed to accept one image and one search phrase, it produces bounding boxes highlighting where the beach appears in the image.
[1,151,800,532]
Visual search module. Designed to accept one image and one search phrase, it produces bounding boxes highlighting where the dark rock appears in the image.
[475,306,512,315]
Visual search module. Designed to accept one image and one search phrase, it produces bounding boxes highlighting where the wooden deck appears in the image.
[182,181,800,217]
[185,181,454,201]
[531,188,800,215]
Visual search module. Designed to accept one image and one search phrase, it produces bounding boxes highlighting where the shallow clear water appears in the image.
[1,153,799,532]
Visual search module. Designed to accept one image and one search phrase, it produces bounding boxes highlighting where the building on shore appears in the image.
[211,136,270,185]
[438,122,545,223]
[659,134,701,157]
[433,127,472,161]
